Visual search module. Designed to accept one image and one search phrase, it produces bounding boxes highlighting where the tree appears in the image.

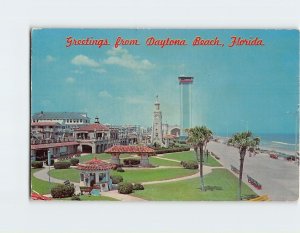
[228,131,260,200]
[186,126,213,191]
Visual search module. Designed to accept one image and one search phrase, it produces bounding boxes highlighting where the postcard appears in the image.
[30,29,299,201]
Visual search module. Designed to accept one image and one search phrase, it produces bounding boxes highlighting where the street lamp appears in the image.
[47,150,51,184]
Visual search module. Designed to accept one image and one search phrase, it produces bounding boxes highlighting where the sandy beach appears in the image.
[207,141,299,201]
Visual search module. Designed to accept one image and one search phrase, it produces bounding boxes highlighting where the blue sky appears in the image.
[31,29,299,135]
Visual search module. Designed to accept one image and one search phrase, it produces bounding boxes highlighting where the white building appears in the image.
[151,96,163,146]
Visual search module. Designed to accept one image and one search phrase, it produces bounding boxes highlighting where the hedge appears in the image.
[54,161,71,169]
[154,147,190,154]
[118,182,133,194]
[181,160,198,169]
[123,158,140,166]
[70,158,79,166]
[111,175,123,184]
[31,161,43,168]
[133,183,144,190]
[116,167,125,172]
[51,184,75,198]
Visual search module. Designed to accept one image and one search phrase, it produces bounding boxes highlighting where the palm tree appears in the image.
[186,126,213,191]
[228,131,260,200]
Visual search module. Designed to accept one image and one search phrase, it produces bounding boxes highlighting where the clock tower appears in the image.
[151,95,163,146]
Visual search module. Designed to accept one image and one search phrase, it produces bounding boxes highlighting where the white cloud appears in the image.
[104,47,155,73]
[65,77,75,83]
[98,90,112,98]
[46,55,56,62]
[71,55,99,67]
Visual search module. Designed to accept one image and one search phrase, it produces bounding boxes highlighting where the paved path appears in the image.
[207,141,299,201]
[101,190,145,201]
[141,166,213,185]
[153,156,182,163]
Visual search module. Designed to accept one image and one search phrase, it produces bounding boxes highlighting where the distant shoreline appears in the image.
[215,136,298,157]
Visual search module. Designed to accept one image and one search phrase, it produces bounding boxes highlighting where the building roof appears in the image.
[178,76,193,84]
[75,123,109,132]
[31,141,79,150]
[77,158,115,171]
[105,145,155,154]
[32,112,90,120]
[31,122,61,127]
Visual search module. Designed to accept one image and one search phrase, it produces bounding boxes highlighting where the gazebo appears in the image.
[105,145,155,167]
[77,158,115,192]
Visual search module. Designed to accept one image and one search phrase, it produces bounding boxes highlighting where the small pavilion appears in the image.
[77,158,115,192]
[105,145,155,167]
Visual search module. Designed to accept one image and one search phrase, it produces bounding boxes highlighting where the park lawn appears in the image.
[49,167,197,183]
[78,153,133,163]
[149,157,180,167]
[161,151,222,167]
[111,168,197,183]
[49,168,79,183]
[60,195,118,201]
[31,168,59,195]
[132,168,256,201]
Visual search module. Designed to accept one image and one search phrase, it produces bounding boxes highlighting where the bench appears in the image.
[247,175,262,190]
[230,165,240,175]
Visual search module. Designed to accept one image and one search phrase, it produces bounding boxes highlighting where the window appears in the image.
[80,119,82,123]
[80,174,84,181]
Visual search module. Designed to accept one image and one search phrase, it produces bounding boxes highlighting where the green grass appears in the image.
[78,153,133,163]
[59,195,118,201]
[132,169,256,201]
[49,167,197,183]
[31,168,59,195]
[49,168,79,183]
[161,151,222,167]
[111,168,197,183]
[149,157,180,166]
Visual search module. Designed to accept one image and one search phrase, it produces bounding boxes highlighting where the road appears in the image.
[207,141,299,201]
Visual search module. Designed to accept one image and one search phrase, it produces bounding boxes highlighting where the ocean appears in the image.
[217,133,299,156]
[259,133,299,156]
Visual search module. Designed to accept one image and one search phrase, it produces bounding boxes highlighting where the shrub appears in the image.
[51,184,75,198]
[70,158,79,166]
[118,182,133,194]
[154,147,190,154]
[133,183,144,190]
[54,161,71,169]
[181,160,198,169]
[31,161,43,168]
[71,195,81,201]
[111,175,123,184]
[123,158,140,166]
[117,167,125,172]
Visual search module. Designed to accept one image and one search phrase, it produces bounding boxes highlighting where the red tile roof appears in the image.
[31,141,79,150]
[31,122,61,127]
[105,145,155,154]
[75,123,109,132]
[77,158,115,171]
